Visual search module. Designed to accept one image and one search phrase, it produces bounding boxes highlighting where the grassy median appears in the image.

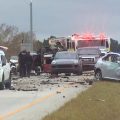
[43,81,120,120]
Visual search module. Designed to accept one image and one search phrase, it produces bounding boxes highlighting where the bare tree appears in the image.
[0,23,18,42]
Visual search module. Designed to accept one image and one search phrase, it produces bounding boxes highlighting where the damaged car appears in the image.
[95,52,120,80]
[51,51,83,75]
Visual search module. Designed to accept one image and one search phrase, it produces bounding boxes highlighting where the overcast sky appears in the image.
[0,0,120,41]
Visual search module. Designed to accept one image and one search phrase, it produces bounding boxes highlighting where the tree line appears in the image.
[0,24,43,59]
[1,23,120,59]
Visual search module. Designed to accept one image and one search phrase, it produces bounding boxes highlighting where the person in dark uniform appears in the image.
[18,50,27,77]
[26,51,33,77]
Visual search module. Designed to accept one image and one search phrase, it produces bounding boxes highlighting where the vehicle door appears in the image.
[1,55,10,80]
[43,56,52,73]
[102,54,120,79]
[114,55,120,80]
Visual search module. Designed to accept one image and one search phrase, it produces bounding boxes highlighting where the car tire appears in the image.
[51,72,58,77]
[0,75,5,90]
[5,74,11,89]
[95,70,102,80]
[36,72,40,76]
[65,73,71,76]
[35,66,41,76]
[76,72,81,76]
[76,68,83,76]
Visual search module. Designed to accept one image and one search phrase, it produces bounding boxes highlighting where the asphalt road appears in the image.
[0,74,93,120]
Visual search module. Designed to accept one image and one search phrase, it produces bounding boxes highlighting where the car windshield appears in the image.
[77,48,100,55]
[54,52,77,59]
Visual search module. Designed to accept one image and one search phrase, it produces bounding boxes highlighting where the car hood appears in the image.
[10,59,18,63]
[79,54,99,58]
[52,59,78,65]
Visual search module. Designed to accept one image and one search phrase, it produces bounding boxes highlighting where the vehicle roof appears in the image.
[30,52,38,56]
[10,56,18,59]
[44,54,53,58]
[0,46,8,51]
[57,51,76,54]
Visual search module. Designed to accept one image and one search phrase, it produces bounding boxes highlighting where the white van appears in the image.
[0,48,11,90]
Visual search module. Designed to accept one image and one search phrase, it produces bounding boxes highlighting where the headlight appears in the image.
[74,60,78,64]
[52,61,56,64]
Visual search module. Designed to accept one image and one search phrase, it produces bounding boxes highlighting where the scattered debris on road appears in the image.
[11,72,95,91]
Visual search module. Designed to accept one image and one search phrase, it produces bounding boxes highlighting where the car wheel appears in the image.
[65,73,71,76]
[51,72,58,75]
[36,72,40,76]
[0,75,5,90]
[51,72,58,77]
[35,66,41,76]
[79,69,83,75]
[76,68,83,76]
[5,74,11,89]
[95,70,102,80]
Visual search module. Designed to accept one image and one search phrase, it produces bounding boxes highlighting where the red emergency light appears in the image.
[72,33,95,40]
[82,33,95,40]
[72,33,107,41]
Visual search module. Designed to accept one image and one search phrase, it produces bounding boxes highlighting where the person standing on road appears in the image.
[18,50,27,77]
[26,51,33,77]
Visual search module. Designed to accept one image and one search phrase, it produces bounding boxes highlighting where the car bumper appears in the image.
[51,65,80,73]
[82,63,95,70]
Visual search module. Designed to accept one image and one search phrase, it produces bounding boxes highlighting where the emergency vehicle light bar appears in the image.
[71,33,108,40]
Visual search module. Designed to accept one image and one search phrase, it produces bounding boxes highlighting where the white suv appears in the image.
[0,49,11,90]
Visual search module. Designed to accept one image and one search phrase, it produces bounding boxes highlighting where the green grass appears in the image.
[43,81,120,120]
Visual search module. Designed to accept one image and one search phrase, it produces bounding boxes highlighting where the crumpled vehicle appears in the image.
[95,52,120,80]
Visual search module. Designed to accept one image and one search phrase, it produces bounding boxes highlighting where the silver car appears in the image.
[51,51,82,75]
[95,52,120,80]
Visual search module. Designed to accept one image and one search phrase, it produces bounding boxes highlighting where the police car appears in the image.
[0,46,11,90]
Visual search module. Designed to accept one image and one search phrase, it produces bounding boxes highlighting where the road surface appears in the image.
[0,73,94,120]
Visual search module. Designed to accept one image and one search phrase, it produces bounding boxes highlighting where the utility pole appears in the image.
[30,0,33,52]
[20,0,33,52]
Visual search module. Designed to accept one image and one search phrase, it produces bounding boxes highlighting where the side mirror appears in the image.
[79,56,82,59]
[117,57,120,64]
[100,53,106,57]
[117,61,120,64]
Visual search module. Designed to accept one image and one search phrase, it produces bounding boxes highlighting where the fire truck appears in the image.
[70,33,110,53]
[48,33,112,53]
[45,34,119,54]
